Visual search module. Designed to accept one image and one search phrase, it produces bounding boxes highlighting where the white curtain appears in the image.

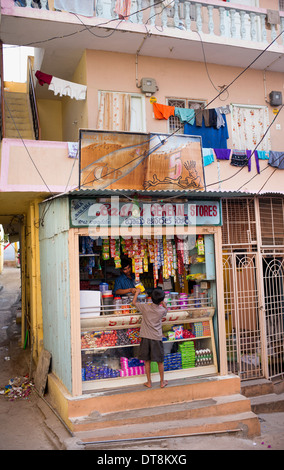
[97,92,131,131]
[231,104,271,151]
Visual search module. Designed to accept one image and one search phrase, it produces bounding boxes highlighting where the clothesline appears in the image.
[202,148,284,171]
[153,102,230,128]
[35,70,87,101]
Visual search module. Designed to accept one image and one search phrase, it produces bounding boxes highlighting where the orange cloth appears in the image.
[153,103,175,120]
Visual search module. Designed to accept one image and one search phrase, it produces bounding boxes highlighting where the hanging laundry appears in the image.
[218,105,230,115]
[256,150,269,160]
[215,108,225,129]
[48,77,87,100]
[54,0,94,17]
[230,150,248,167]
[268,151,284,169]
[266,10,280,25]
[115,0,131,19]
[246,150,260,174]
[202,148,215,167]
[214,148,231,160]
[153,103,175,120]
[35,70,53,86]
[184,114,229,149]
[67,142,79,159]
[195,109,210,127]
[209,109,218,128]
[174,108,195,124]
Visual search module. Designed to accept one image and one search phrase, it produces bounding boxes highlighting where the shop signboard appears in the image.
[79,130,205,192]
[70,198,222,228]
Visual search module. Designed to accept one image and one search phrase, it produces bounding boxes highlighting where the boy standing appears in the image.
[133,288,168,388]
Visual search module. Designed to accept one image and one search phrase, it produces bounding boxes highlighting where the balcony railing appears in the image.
[14,1,284,46]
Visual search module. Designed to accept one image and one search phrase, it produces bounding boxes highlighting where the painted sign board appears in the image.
[70,198,222,228]
[79,130,205,192]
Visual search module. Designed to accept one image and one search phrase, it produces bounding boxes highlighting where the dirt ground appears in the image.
[0,266,284,452]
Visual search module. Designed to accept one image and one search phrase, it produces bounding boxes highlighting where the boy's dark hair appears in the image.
[151,288,165,305]
[121,257,132,270]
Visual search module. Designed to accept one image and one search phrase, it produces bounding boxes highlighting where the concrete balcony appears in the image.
[1,0,284,82]
[0,138,78,220]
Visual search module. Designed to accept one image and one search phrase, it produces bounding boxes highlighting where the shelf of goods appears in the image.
[81,305,218,391]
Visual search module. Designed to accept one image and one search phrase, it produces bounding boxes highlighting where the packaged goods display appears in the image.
[82,356,145,381]
[79,234,209,289]
[80,232,217,385]
[179,342,196,368]
[150,343,213,375]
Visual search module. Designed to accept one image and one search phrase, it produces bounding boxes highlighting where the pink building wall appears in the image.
[85,50,284,151]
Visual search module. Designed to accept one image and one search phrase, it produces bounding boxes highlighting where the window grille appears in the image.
[259,197,284,246]
[166,98,205,135]
[280,0,284,11]
[222,198,256,247]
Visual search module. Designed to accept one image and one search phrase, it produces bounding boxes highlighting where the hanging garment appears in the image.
[218,105,230,115]
[268,151,284,169]
[195,109,210,127]
[230,150,248,167]
[67,142,79,159]
[256,150,269,160]
[246,150,260,174]
[153,103,175,120]
[114,0,131,19]
[214,148,231,160]
[35,70,53,86]
[48,77,87,100]
[202,148,215,167]
[184,114,229,149]
[215,108,225,129]
[174,107,195,124]
[54,0,94,17]
[266,9,280,25]
[209,109,217,128]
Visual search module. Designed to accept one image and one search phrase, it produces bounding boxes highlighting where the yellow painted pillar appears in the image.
[24,199,44,364]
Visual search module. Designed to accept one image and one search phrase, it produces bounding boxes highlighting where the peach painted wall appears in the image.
[85,50,284,150]
[37,99,63,142]
[62,52,88,142]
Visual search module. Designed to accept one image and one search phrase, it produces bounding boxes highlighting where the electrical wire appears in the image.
[4,7,284,215]
[3,94,52,193]
[76,26,284,193]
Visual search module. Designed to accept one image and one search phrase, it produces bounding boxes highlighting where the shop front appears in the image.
[39,130,227,399]
[69,194,226,394]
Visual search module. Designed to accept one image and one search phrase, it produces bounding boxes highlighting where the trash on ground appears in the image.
[0,376,33,400]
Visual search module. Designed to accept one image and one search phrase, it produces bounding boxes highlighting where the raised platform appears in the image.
[46,373,261,445]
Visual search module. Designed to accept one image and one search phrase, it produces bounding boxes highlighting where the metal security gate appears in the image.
[262,255,284,380]
[224,252,263,380]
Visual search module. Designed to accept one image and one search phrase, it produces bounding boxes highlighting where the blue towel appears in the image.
[256,150,269,160]
[174,108,195,124]
[202,148,215,167]
[54,0,94,17]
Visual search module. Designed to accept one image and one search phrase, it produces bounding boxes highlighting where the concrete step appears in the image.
[4,129,34,139]
[75,411,260,445]
[4,91,34,139]
[241,379,274,398]
[250,392,284,414]
[70,393,252,433]
[5,119,33,131]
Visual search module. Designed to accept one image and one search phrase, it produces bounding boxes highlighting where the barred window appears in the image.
[166,98,206,134]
